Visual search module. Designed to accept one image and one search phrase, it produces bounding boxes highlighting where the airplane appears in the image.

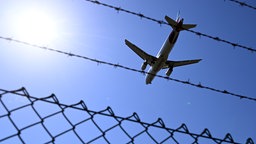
[125,15,201,84]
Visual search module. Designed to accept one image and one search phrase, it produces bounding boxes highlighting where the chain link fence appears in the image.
[0,87,254,144]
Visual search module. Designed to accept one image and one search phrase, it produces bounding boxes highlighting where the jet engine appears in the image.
[165,67,173,76]
[141,61,147,71]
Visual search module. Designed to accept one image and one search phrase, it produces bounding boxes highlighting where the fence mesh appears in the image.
[0,87,254,144]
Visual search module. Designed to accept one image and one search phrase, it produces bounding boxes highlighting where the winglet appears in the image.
[124,39,130,45]
[125,39,135,49]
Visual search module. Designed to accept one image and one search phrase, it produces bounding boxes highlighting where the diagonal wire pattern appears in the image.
[83,0,256,53]
[0,36,256,102]
[226,0,256,10]
[0,87,254,144]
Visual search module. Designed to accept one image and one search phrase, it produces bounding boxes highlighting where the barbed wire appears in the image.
[1,36,256,103]
[225,0,256,10]
[83,0,256,53]
[0,87,254,144]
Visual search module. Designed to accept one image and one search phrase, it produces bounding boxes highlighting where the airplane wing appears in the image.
[125,39,157,66]
[162,59,202,69]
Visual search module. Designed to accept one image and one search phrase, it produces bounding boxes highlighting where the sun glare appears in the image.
[14,9,57,45]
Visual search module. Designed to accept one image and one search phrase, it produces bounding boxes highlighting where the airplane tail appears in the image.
[165,15,197,30]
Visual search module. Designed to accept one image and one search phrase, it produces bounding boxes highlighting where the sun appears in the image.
[13,9,57,45]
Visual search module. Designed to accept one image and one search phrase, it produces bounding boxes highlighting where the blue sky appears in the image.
[0,0,256,143]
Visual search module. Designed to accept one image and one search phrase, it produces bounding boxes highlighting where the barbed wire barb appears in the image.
[0,36,255,103]
[83,0,256,53]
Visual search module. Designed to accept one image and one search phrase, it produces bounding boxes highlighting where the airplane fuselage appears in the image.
[145,30,180,84]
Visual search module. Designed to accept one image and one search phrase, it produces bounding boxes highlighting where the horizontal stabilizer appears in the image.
[182,24,197,30]
[165,15,197,30]
[165,16,177,30]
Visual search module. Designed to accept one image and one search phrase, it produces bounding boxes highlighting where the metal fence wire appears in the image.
[0,87,254,144]
[1,36,255,103]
